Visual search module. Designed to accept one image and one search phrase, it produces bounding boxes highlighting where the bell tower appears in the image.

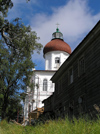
[43,27,71,70]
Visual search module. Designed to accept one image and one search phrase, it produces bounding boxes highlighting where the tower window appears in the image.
[55,57,60,63]
[43,79,47,91]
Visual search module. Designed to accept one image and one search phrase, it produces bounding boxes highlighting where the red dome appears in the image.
[43,39,71,55]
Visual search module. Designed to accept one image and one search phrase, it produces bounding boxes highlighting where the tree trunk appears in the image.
[1,93,8,120]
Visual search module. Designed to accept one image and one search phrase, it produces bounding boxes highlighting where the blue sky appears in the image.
[8,0,100,70]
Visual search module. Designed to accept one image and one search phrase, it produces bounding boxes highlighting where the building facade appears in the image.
[43,20,100,118]
[24,27,71,120]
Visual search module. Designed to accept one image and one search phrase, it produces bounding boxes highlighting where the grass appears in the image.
[0,117,100,134]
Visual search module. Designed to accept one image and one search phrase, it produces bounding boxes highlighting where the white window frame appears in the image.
[43,79,47,91]
[55,57,60,63]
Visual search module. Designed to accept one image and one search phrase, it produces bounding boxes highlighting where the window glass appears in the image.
[55,57,60,63]
[43,79,47,91]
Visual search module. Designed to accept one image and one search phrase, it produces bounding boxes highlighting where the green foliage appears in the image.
[0,0,43,120]
[1,117,100,134]
[0,0,13,16]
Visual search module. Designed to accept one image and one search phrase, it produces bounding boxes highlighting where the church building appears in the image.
[24,27,71,120]
[43,20,100,118]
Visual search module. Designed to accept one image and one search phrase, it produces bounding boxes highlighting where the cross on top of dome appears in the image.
[56,23,59,27]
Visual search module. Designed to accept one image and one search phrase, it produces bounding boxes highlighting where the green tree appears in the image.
[0,0,42,120]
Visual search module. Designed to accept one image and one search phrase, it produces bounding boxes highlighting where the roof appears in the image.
[51,20,100,82]
[43,39,71,55]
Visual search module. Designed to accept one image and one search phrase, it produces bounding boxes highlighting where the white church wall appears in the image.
[45,51,69,70]
[24,94,33,119]
[60,52,69,65]
[45,53,52,70]
[24,70,56,119]
[24,96,29,119]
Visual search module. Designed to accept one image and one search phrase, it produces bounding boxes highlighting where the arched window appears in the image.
[43,79,47,91]
[55,57,60,63]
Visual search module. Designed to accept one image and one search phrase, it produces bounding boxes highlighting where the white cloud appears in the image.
[8,0,38,21]
[30,0,100,69]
